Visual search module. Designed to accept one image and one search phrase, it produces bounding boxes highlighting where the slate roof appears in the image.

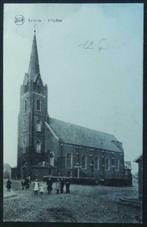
[49,118,122,152]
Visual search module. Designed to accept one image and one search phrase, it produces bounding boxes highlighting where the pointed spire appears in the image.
[28,29,40,77]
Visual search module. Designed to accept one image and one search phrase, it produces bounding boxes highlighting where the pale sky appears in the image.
[4,3,143,173]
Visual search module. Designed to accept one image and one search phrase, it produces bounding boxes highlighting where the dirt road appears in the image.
[3,181,142,223]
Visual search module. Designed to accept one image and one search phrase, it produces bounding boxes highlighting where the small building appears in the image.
[135,155,143,200]
[3,163,11,179]
[124,161,132,177]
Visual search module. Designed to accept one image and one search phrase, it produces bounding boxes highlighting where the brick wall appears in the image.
[58,143,124,179]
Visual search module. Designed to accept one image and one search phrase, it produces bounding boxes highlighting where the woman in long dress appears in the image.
[55,179,60,194]
[33,179,39,195]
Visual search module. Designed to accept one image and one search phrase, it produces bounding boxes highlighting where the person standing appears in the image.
[65,178,70,193]
[55,178,60,194]
[21,179,25,190]
[6,179,12,192]
[33,179,39,195]
[39,183,44,195]
[28,176,31,184]
[47,178,52,194]
[60,178,65,193]
[25,177,30,189]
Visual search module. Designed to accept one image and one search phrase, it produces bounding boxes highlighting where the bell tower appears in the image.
[17,30,49,178]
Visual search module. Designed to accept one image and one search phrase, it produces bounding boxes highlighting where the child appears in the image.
[33,179,39,195]
[39,183,44,195]
[55,179,60,194]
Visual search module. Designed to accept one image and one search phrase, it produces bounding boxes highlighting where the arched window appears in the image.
[24,100,27,112]
[23,119,26,129]
[75,151,80,165]
[36,99,41,111]
[36,120,42,132]
[117,160,120,171]
[49,152,54,166]
[36,140,41,153]
[81,155,87,169]
[90,159,94,166]
[66,153,72,168]
[111,157,115,166]
[105,157,110,170]
[94,156,99,170]
[90,158,94,174]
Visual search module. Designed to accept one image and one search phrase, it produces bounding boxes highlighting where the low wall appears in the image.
[43,176,132,186]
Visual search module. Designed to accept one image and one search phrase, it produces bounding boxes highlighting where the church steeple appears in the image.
[28,30,40,77]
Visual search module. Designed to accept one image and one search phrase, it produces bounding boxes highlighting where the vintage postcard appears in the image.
[3,3,143,223]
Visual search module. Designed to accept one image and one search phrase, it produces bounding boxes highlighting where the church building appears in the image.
[17,31,125,181]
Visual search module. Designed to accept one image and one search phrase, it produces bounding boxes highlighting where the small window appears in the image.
[36,120,42,132]
[36,140,41,153]
[36,99,41,111]
[66,153,72,168]
[49,152,54,166]
[90,159,94,174]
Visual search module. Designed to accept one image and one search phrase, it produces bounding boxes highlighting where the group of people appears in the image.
[21,177,31,190]
[5,177,71,195]
[33,178,71,195]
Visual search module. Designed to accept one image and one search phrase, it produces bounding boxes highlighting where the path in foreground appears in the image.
[3,182,142,223]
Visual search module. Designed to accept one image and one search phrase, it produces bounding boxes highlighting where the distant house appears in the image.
[124,161,132,173]
[135,155,143,200]
[124,161,132,186]
[3,163,11,179]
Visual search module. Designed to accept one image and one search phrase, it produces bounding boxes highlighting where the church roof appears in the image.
[49,118,123,152]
